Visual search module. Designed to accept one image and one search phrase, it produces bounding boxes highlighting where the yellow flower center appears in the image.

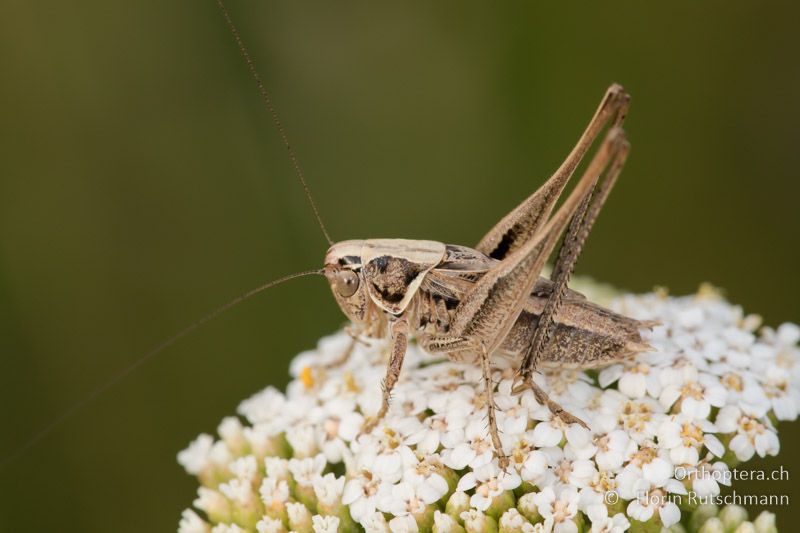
[555,460,573,483]
[620,402,652,432]
[681,381,705,400]
[721,372,743,392]
[680,421,704,446]
[300,366,314,389]
[631,446,657,467]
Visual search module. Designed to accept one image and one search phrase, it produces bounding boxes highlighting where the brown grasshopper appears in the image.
[213,2,652,468]
[322,86,652,466]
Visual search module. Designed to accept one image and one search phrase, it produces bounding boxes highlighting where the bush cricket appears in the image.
[320,88,654,468]
[215,1,653,469]
[4,1,653,471]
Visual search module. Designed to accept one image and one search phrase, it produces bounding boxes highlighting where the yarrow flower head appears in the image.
[178,280,797,532]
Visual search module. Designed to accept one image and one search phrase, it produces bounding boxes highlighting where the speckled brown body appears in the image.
[321,85,637,465]
[502,285,649,369]
[410,245,651,369]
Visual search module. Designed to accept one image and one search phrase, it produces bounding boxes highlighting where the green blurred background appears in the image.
[1,1,799,531]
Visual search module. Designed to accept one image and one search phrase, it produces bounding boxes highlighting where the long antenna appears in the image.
[216,0,334,246]
[0,269,323,469]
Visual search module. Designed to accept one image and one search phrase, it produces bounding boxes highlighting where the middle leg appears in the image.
[479,344,508,469]
[420,334,509,468]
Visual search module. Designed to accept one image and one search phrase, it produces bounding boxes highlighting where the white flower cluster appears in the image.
[178,283,796,533]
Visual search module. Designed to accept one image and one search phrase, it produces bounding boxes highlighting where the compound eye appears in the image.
[335,269,360,298]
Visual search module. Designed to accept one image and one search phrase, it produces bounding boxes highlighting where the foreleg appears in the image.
[361,318,408,433]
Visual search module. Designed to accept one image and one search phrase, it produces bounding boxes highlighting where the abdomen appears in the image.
[500,288,652,369]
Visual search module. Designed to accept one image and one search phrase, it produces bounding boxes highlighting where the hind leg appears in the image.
[524,377,589,429]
